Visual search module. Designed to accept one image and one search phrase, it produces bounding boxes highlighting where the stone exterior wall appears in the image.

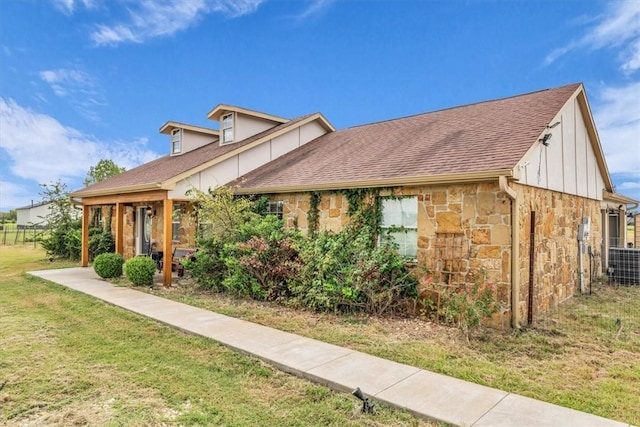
[273,183,513,313]
[275,192,350,233]
[272,182,604,324]
[514,183,602,322]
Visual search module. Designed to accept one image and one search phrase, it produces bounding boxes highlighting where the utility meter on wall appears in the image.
[578,216,591,241]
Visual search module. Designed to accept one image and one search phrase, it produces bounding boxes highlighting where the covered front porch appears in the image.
[77,189,195,286]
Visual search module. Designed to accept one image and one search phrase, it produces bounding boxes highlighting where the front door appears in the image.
[139,208,152,255]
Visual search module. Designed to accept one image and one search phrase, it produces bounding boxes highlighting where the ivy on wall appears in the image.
[308,191,321,237]
[305,187,405,247]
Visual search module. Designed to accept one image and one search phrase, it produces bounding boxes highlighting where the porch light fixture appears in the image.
[146,206,154,217]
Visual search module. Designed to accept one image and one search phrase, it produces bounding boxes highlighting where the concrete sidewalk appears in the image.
[29,267,631,427]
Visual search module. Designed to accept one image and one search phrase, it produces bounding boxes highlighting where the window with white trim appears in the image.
[264,201,283,220]
[171,129,182,154]
[172,205,182,242]
[221,113,234,143]
[380,196,418,258]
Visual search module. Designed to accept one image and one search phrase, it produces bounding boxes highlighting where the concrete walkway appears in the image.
[29,267,631,427]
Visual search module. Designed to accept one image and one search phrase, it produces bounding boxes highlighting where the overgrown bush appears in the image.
[185,185,417,316]
[93,252,124,278]
[89,228,115,261]
[41,223,82,260]
[421,273,498,336]
[124,256,156,286]
[183,238,227,291]
[223,215,302,301]
[295,224,417,315]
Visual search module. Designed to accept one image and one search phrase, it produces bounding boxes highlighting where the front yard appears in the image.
[2,245,639,425]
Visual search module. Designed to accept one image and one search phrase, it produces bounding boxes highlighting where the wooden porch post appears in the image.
[81,205,89,267]
[114,202,124,255]
[163,198,173,286]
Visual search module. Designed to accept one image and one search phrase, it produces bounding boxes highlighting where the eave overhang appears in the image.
[232,169,516,195]
[159,121,219,136]
[207,104,289,123]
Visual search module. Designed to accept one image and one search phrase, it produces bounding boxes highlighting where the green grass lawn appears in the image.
[3,245,639,425]
[0,246,435,426]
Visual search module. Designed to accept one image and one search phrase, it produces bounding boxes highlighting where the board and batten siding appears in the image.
[519,96,605,201]
[180,131,216,154]
[168,120,328,198]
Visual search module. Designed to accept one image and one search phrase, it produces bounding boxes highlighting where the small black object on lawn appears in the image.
[352,387,375,414]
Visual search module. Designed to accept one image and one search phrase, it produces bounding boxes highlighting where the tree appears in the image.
[39,180,82,259]
[84,159,125,187]
[187,186,256,243]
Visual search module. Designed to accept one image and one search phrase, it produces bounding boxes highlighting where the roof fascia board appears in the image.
[603,190,639,205]
[232,169,514,195]
[70,183,163,198]
[207,104,288,123]
[162,113,333,188]
[575,86,614,191]
[159,121,220,136]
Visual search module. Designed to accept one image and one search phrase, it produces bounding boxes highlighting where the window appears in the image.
[171,129,182,154]
[172,205,182,242]
[221,113,234,143]
[380,197,418,258]
[264,201,283,220]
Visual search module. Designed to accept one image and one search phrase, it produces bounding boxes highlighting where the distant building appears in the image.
[16,201,52,227]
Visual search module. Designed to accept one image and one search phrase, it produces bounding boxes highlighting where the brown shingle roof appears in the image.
[234,83,582,192]
[71,114,318,197]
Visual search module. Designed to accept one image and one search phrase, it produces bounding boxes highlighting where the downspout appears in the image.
[499,176,520,329]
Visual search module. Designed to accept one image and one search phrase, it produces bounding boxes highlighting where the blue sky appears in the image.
[0,0,638,210]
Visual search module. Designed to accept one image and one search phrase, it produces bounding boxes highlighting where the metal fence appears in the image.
[0,225,49,245]
[608,247,640,285]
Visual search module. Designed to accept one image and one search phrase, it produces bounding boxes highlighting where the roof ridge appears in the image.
[343,82,582,131]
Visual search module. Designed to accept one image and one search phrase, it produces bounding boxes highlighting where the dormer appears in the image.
[207,104,288,145]
[159,121,219,156]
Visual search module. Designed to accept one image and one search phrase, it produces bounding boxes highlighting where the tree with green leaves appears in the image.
[83,159,125,187]
[39,180,82,259]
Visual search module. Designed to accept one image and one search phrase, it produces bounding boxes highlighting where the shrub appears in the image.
[93,252,124,279]
[183,238,227,291]
[89,228,115,261]
[41,224,82,260]
[222,215,302,300]
[124,256,156,286]
[295,224,417,315]
[421,273,498,337]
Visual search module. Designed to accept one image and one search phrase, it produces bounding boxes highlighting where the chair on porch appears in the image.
[171,247,196,277]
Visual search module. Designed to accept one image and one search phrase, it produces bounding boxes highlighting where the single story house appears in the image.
[70,83,638,327]
[16,200,77,228]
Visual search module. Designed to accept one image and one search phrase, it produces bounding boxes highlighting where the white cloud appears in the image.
[0,98,160,191]
[0,180,36,211]
[593,81,640,202]
[90,0,265,46]
[294,0,336,21]
[51,0,96,14]
[546,0,640,74]
[39,67,107,122]
[593,82,640,178]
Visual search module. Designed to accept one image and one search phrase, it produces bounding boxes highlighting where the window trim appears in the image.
[379,196,418,259]
[171,205,182,242]
[264,200,284,220]
[171,129,182,154]
[221,112,234,144]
